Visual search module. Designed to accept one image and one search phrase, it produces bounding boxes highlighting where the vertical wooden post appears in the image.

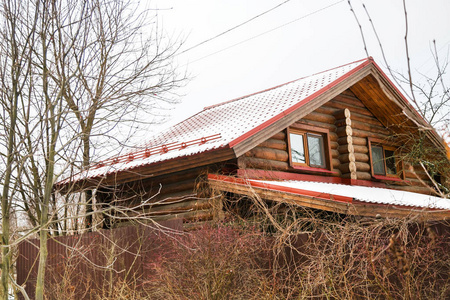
[335,109,357,179]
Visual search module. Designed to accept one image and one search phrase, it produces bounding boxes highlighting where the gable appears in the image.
[238,87,443,195]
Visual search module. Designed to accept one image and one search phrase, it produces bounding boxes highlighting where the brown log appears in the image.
[257,138,287,150]
[339,162,357,174]
[353,145,369,154]
[237,157,289,171]
[356,171,372,180]
[141,199,212,215]
[335,118,351,127]
[351,120,391,136]
[350,112,384,127]
[355,162,371,172]
[338,144,354,154]
[352,128,391,140]
[333,94,367,108]
[354,153,369,163]
[302,111,336,124]
[150,209,214,222]
[390,185,433,195]
[244,147,289,162]
[332,158,340,168]
[327,99,373,117]
[340,173,357,179]
[142,179,196,196]
[294,119,336,131]
[336,125,352,138]
[339,153,355,163]
[333,108,351,120]
[337,135,352,146]
[315,106,339,115]
[330,141,339,150]
[148,190,198,203]
[329,132,338,142]
[404,169,432,181]
[271,131,286,140]
[406,178,432,187]
[331,149,339,159]
[353,136,367,146]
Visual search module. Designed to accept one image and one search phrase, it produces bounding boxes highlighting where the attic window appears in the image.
[368,138,404,179]
[288,124,331,170]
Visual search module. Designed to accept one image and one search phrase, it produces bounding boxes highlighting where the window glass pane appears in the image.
[385,149,397,175]
[290,133,305,163]
[371,145,385,175]
[307,134,325,168]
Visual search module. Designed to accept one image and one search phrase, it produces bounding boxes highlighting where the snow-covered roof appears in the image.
[58,58,371,185]
[208,174,450,211]
[252,179,450,210]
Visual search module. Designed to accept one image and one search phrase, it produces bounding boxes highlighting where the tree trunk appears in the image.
[83,135,94,230]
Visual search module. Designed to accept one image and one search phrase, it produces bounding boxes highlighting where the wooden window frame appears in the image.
[368,137,405,181]
[287,124,333,172]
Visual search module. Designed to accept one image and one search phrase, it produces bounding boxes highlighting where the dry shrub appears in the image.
[270,214,450,299]
[144,222,273,300]
[41,201,450,299]
[145,202,450,300]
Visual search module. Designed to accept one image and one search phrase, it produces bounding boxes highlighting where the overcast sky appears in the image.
[149,0,450,132]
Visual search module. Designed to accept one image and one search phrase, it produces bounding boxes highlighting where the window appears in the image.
[368,138,404,179]
[288,125,330,170]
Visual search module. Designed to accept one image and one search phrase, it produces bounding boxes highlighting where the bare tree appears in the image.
[349,0,450,196]
[0,0,38,298]
[55,0,184,229]
[0,0,184,298]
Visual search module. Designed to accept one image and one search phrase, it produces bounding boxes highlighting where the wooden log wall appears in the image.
[327,89,433,193]
[238,131,290,171]
[97,165,228,228]
[238,89,435,195]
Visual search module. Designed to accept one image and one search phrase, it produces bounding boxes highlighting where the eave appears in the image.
[208,174,450,221]
[57,147,236,193]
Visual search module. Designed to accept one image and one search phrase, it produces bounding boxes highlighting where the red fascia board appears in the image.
[228,58,373,148]
[208,174,353,204]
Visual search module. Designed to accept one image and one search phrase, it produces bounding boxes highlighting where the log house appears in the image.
[56,58,450,228]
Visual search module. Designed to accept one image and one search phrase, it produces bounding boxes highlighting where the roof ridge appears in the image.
[203,57,370,111]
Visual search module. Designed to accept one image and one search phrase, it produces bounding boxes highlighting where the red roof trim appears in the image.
[228,58,373,148]
[208,174,353,204]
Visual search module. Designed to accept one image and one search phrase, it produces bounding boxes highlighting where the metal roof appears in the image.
[252,179,450,210]
[57,58,370,185]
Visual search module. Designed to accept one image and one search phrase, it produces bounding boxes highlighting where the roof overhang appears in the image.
[208,174,450,221]
[56,147,236,193]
